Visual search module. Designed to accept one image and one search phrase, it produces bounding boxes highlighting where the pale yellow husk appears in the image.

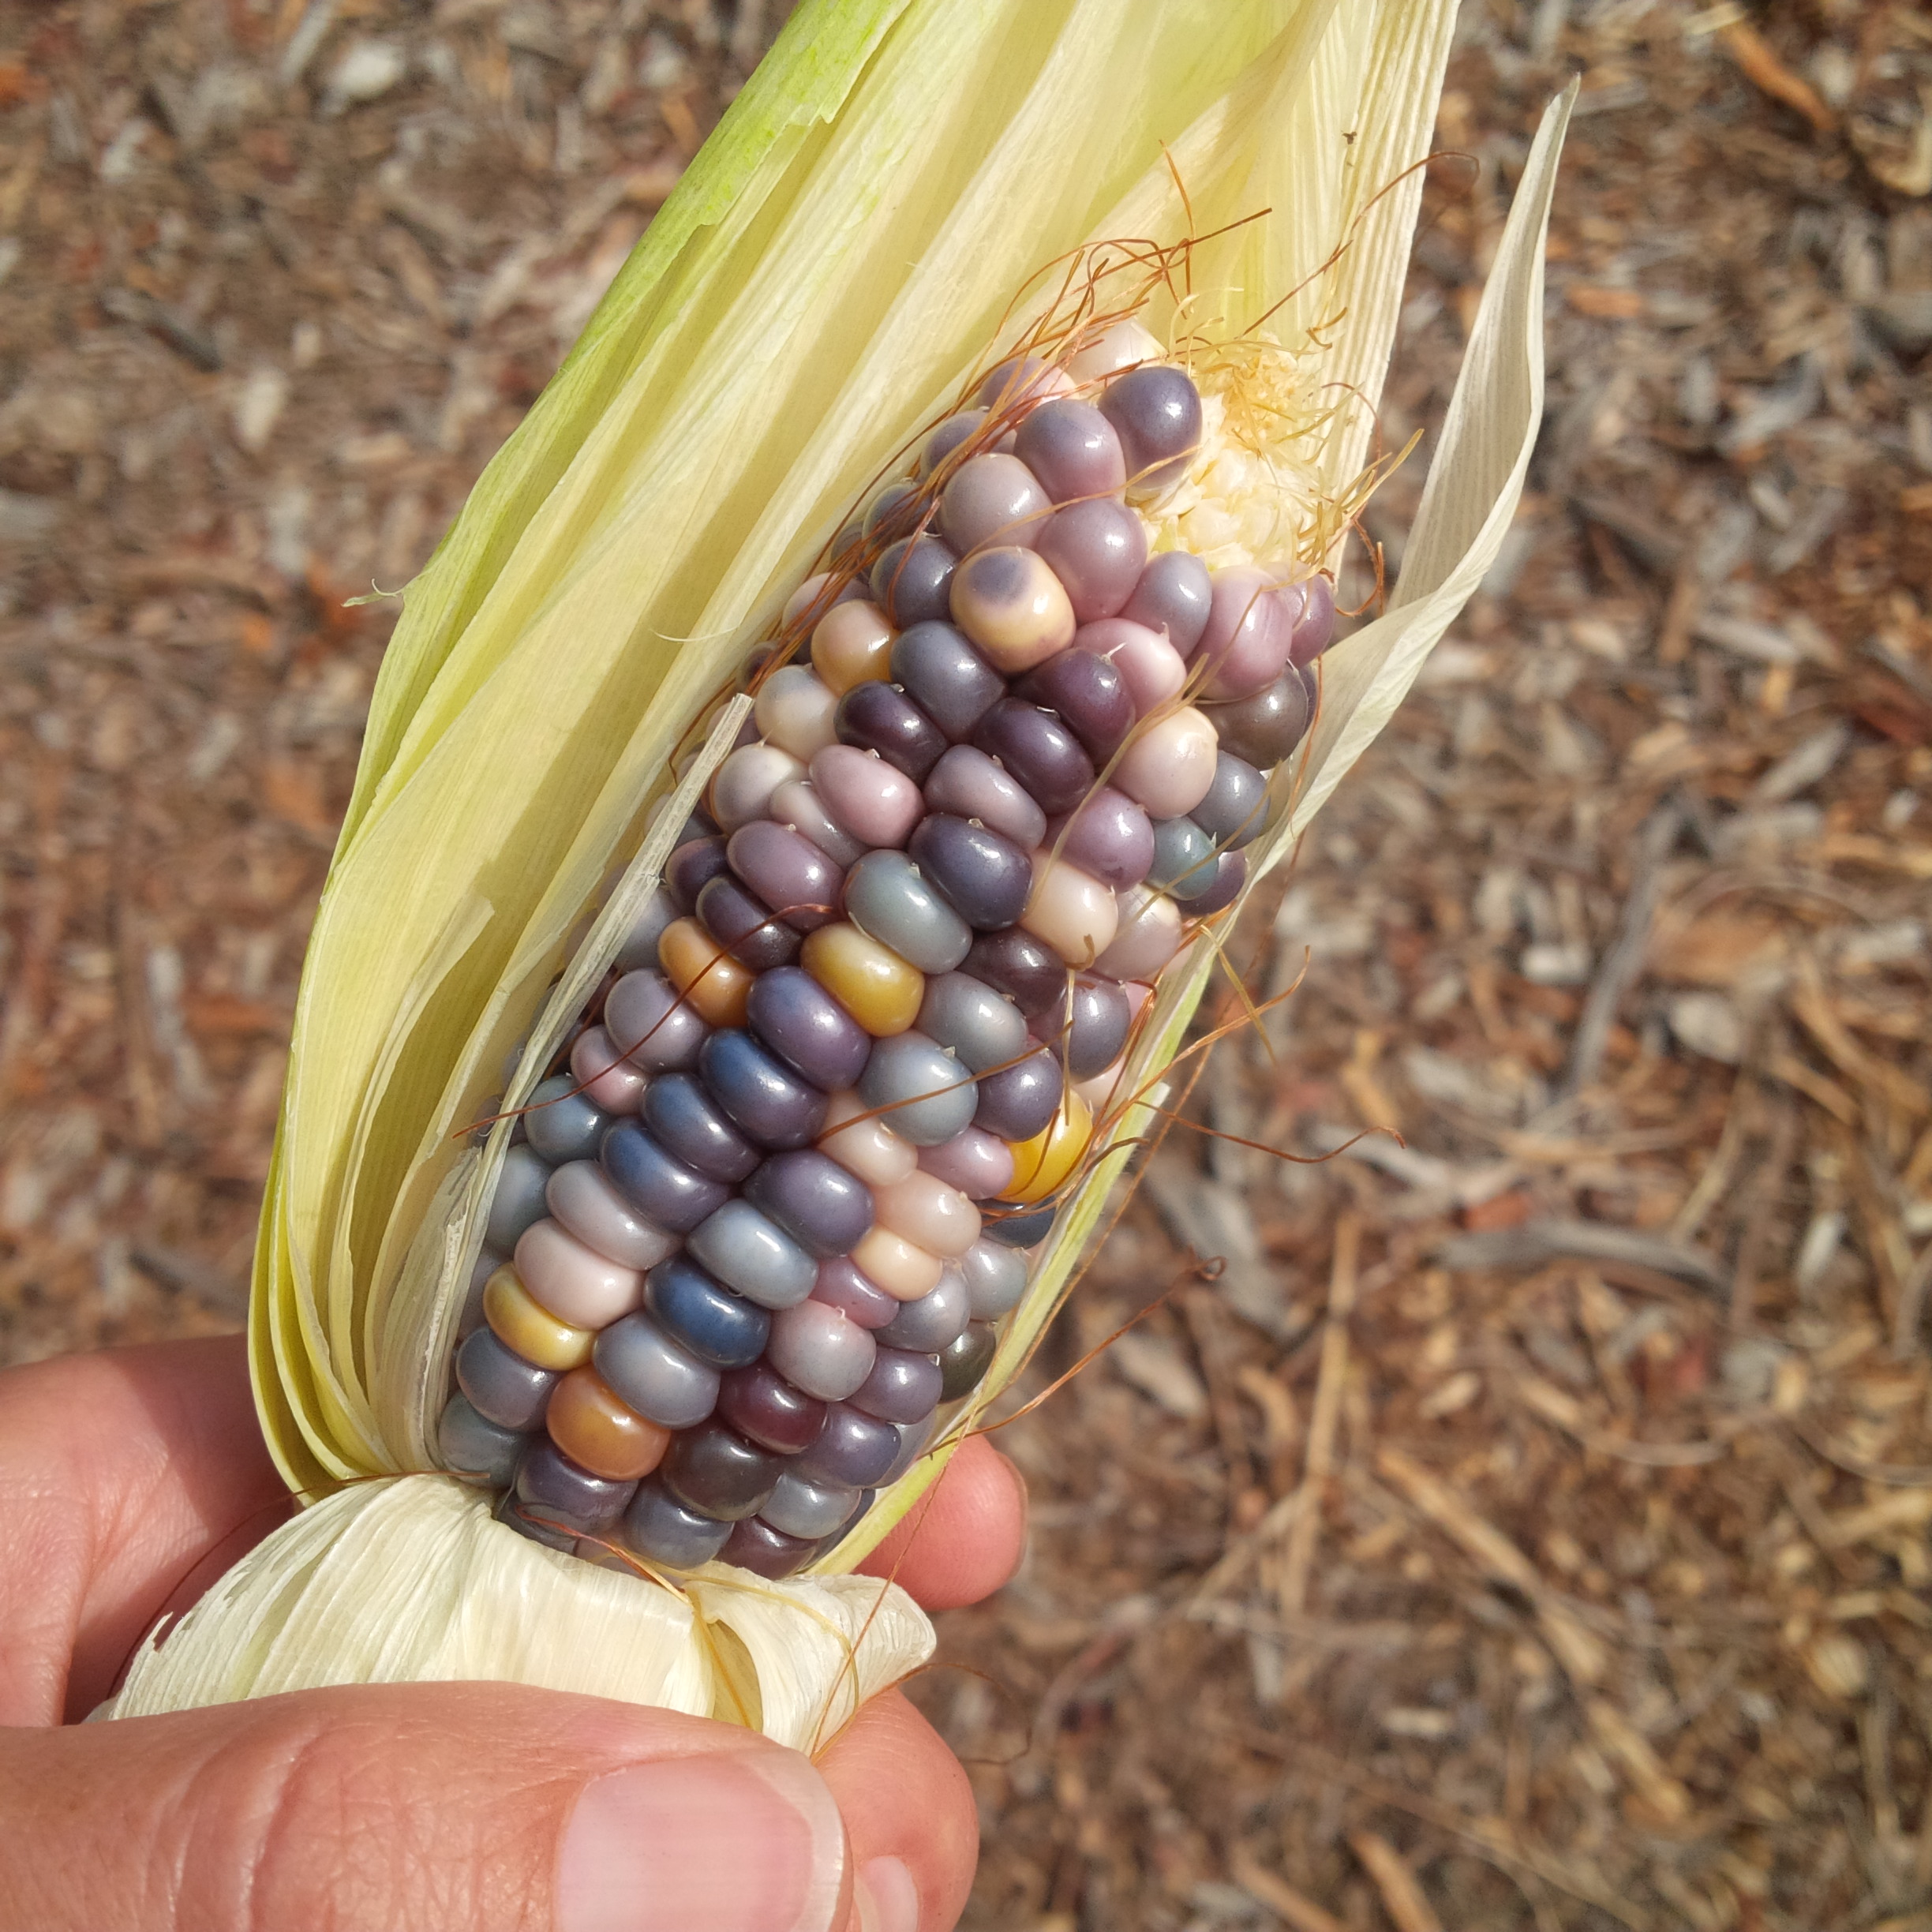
[107,0,1573,1743]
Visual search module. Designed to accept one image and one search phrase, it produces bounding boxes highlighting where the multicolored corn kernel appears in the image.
[442,343,1343,1579]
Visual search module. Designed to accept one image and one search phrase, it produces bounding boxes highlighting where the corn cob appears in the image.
[438,331,1346,1582]
[104,0,1574,1747]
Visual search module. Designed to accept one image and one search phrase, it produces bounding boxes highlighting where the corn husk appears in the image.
[109,0,1572,1742]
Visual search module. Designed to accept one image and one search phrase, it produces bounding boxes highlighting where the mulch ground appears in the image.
[2,3,1929,1928]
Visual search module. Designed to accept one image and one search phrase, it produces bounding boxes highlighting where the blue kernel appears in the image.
[644,1254,772,1369]
[600,1120,732,1234]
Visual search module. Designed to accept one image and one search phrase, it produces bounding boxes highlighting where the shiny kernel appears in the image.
[483,1265,597,1371]
[811,598,895,695]
[873,1170,981,1258]
[1002,1091,1095,1205]
[659,916,754,1028]
[1021,856,1118,968]
[850,1225,946,1301]
[819,1089,919,1187]
[545,1367,672,1481]
[802,922,925,1037]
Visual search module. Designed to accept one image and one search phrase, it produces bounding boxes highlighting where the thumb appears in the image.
[0,1682,850,1932]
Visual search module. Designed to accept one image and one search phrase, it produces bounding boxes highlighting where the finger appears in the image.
[817,1690,978,1932]
[856,1436,1026,1612]
[0,1337,286,1724]
[0,1682,850,1932]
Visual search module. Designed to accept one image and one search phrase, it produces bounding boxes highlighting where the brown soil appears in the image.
[2,4,1928,1928]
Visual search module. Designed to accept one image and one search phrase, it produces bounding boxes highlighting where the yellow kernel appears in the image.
[659,916,754,1028]
[1001,1091,1094,1204]
[811,599,895,695]
[545,1367,671,1481]
[802,921,924,1036]
[483,1265,596,1371]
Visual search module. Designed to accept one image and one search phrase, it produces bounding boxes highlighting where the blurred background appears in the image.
[1,1,1929,1926]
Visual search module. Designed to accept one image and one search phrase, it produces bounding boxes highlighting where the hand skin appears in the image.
[0,1336,1025,1932]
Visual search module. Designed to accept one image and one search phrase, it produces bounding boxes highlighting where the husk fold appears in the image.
[110,0,1573,1742]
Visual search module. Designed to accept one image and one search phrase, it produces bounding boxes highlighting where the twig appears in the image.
[1349,1830,1443,1932]
[1436,1218,1722,1291]
[1230,1851,1349,1932]
[1562,802,1680,1097]
[1275,1216,1359,1618]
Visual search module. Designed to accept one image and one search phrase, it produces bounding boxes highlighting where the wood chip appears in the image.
[1348,1830,1445,1932]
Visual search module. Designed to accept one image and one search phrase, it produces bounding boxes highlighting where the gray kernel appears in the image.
[523,1073,609,1166]
[436,1395,526,1488]
[485,1144,554,1254]
[876,1267,971,1353]
[761,1470,863,1542]
[961,1237,1028,1320]
[687,1200,818,1309]
[593,1312,721,1430]
[844,849,972,975]
[916,972,1030,1073]
[858,1032,979,1148]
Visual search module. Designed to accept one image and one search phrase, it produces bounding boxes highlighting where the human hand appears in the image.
[0,1336,1024,1930]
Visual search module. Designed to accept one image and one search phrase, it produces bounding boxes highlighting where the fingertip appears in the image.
[857,1436,1025,1612]
[818,1690,977,1932]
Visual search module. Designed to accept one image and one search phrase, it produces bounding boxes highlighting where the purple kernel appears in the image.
[1200,668,1312,769]
[642,1072,761,1185]
[1121,550,1212,655]
[812,1256,901,1330]
[1190,752,1268,850]
[1288,575,1336,667]
[455,1327,558,1432]
[794,1402,903,1487]
[907,814,1032,931]
[697,874,799,972]
[835,680,949,785]
[715,1365,826,1457]
[977,355,1068,414]
[728,819,841,933]
[919,407,988,479]
[1099,365,1203,499]
[972,1046,1065,1141]
[889,623,1005,744]
[665,834,731,912]
[661,1421,783,1519]
[1044,786,1155,889]
[849,1346,945,1425]
[746,965,872,1093]
[922,745,1048,851]
[745,1148,875,1258]
[696,1029,829,1151]
[721,1515,818,1578]
[1039,975,1132,1080]
[939,451,1051,555]
[515,1439,637,1531]
[919,1127,1016,1200]
[862,477,923,543]
[1013,398,1126,504]
[1194,566,1293,701]
[1035,498,1147,624]
[961,927,1063,1019]
[972,698,1096,818]
[1016,649,1134,760]
[871,534,957,628]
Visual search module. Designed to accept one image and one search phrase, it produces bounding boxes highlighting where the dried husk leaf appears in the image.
[109,0,1572,1743]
